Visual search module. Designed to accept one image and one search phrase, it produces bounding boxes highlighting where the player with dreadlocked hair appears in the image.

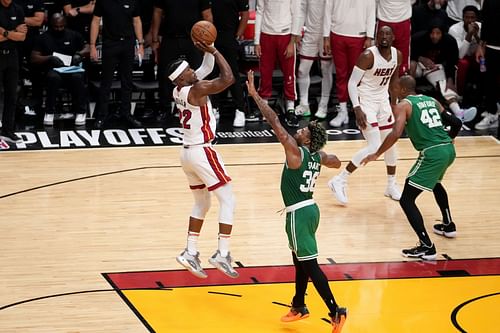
[246,70,348,332]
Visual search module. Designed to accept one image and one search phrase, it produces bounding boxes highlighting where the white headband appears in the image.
[168,61,189,81]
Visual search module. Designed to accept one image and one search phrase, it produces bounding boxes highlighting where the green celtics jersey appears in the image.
[403,95,452,151]
[280,146,321,206]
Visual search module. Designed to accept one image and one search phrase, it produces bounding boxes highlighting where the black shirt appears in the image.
[154,0,211,38]
[481,0,500,47]
[411,3,449,36]
[61,0,93,41]
[14,0,44,38]
[0,1,25,50]
[212,0,248,34]
[411,30,459,80]
[140,0,154,35]
[33,28,85,56]
[94,0,140,41]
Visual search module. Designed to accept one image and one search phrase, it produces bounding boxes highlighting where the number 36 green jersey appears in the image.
[280,146,321,207]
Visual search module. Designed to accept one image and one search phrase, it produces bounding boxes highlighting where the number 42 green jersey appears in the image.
[280,146,321,207]
[403,95,452,152]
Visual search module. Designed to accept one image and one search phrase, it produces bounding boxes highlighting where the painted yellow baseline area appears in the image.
[121,275,500,333]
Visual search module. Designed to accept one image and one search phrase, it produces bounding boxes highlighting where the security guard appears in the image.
[0,0,26,143]
[31,13,89,126]
[89,0,144,129]
[62,0,95,43]
[151,0,212,123]
[15,0,45,114]
[211,0,249,127]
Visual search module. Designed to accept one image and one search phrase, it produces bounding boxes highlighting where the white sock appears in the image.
[449,102,461,114]
[218,233,231,257]
[387,174,396,186]
[319,96,329,109]
[339,169,351,180]
[339,102,348,114]
[187,231,200,255]
[286,100,295,111]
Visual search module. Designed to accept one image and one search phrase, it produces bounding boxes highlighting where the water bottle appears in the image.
[479,57,486,73]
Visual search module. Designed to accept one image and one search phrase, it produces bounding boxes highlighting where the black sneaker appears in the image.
[329,307,347,333]
[402,242,437,260]
[245,109,261,122]
[433,222,457,238]
[285,112,299,127]
[0,130,22,143]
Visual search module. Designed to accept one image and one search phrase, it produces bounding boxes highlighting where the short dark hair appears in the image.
[462,5,479,17]
[307,121,327,152]
[166,58,187,81]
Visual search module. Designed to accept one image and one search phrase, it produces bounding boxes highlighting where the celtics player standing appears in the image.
[246,70,347,333]
[362,75,462,260]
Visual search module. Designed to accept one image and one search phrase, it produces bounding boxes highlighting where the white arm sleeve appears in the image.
[348,66,366,108]
[194,52,215,80]
[254,0,264,44]
[323,0,333,37]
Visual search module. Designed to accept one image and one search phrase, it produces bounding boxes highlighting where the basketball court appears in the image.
[0,133,499,332]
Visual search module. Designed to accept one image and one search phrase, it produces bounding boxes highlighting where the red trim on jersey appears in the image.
[190,184,206,190]
[203,147,231,190]
[208,181,228,191]
[299,54,318,61]
[379,124,393,130]
[370,122,379,128]
[200,104,214,143]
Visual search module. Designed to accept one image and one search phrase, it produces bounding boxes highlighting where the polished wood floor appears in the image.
[0,136,499,332]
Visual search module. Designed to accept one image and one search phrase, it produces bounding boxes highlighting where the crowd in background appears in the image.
[0,0,498,144]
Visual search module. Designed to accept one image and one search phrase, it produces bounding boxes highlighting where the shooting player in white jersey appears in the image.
[328,26,402,205]
[167,41,239,279]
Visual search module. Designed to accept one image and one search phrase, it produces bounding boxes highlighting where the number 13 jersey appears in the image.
[281,146,322,207]
[173,85,216,146]
[358,46,398,102]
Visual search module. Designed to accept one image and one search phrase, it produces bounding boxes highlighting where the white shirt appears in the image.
[357,46,398,101]
[323,0,376,38]
[296,0,327,36]
[376,0,412,23]
[449,21,482,58]
[254,0,302,44]
[446,0,481,22]
[173,85,216,146]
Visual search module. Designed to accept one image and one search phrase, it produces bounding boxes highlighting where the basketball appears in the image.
[191,20,217,45]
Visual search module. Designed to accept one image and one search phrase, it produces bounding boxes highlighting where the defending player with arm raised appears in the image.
[167,41,239,280]
[362,75,462,261]
[246,70,347,333]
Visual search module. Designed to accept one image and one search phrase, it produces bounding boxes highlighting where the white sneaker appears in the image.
[232,109,245,127]
[475,112,498,130]
[295,104,311,116]
[213,107,220,121]
[208,250,239,278]
[75,113,86,126]
[43,113,54,126]
[385,183,402,201]
[327,175,348,205]
[176,249,208,278]
[315,106,328,119]
[454,107,477,123]
[329,112,348,127]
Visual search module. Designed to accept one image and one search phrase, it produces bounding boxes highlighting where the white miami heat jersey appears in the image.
[358,46,398,101]
[173,85,216,146]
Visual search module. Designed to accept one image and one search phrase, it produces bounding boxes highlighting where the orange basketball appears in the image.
[191,20,217,45]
